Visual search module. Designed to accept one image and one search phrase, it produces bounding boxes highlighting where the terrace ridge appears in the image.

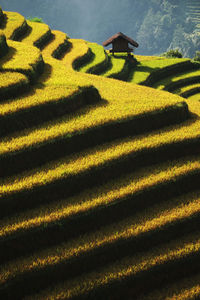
[1,5,200,300]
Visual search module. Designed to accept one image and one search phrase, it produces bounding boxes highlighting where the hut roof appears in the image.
[102,32,139,48]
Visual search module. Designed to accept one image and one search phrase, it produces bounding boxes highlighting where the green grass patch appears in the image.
[102,53,137,81]
[26,17,44,23]
[173,83,200,98]
[102,54,126,77]
[161,69,200,92]
[129,58,188,85]
[188,92,200,101]
[79,42,109,75]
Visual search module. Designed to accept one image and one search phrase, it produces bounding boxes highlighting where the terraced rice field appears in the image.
[1,6,200,300]
[79,42,109,74]
[186,0,200,29]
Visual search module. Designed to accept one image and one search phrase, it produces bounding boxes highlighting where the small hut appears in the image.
[102,32,139,55]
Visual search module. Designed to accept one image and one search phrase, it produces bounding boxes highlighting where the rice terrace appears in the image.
[1,3,200,299]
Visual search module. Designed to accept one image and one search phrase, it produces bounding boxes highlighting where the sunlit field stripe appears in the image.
[22,232,200,300]
[0,154,200,240]
[79,42,107,73]
[188,93,200,101]
[130,58,188,84]
[102,54,126,77]
[0,40,42,73]
[154,69,200,90]
[1,185,200,287]
[61,38,90,70]
[0,64,184,155]
[135,55,164,61]
[38,55,80,87]
[139,273,200,300]
[21,20,50,46]
[0,125,199,194]
[0,48,88,115]
[2,11,26,39]
[0,71,28,89]
[174,83,200,95]
[0,82,79,115]
[2,7,200,300]
[42,30,69,57]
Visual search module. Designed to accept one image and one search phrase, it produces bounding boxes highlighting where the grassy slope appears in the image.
[1,6,200,300]
[129,57,189,84]
[79,42,109,74]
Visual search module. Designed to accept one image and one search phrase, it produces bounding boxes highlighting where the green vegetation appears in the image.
[162,49,183,58]
[27,17,44,23]
[1,5,200,300]
[129,58,189,85]
[194,50,200,62]
[79,42,109,75]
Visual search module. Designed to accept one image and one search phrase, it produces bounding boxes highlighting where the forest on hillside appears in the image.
[1,0,199,58]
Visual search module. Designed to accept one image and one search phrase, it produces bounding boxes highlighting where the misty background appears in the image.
[0,0,199,57]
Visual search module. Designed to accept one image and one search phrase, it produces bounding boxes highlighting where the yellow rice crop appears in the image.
[0,71,28,89]
[138,273,200,300]
[0,40,41,72]
[61,38,89,70]
[174,83,200,94]
[2,11,26,39]
[42,30,68,57]
[1,186,200,289]
[0,153,200,242]
[155,69,200,90]
[37,55,78,87]
[0,59,184,155]
[21,20,50,45]
[135,55,164,61]
[1,10,200,300]
[0,52,81,115]
[14,232,200,300]
[0,85,79,115]
[0,125,199,193]
[188,93,200,101]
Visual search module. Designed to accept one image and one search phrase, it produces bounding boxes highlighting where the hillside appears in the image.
[1,6,200,300]
[1,0,200,58]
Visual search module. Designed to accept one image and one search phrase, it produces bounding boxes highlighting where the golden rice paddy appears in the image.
[21,20,50,46]
[0,39,42,73]
[1,11,26,39]
[41,30,69,57]
[0,5,200,299]
[0,70,28,89]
